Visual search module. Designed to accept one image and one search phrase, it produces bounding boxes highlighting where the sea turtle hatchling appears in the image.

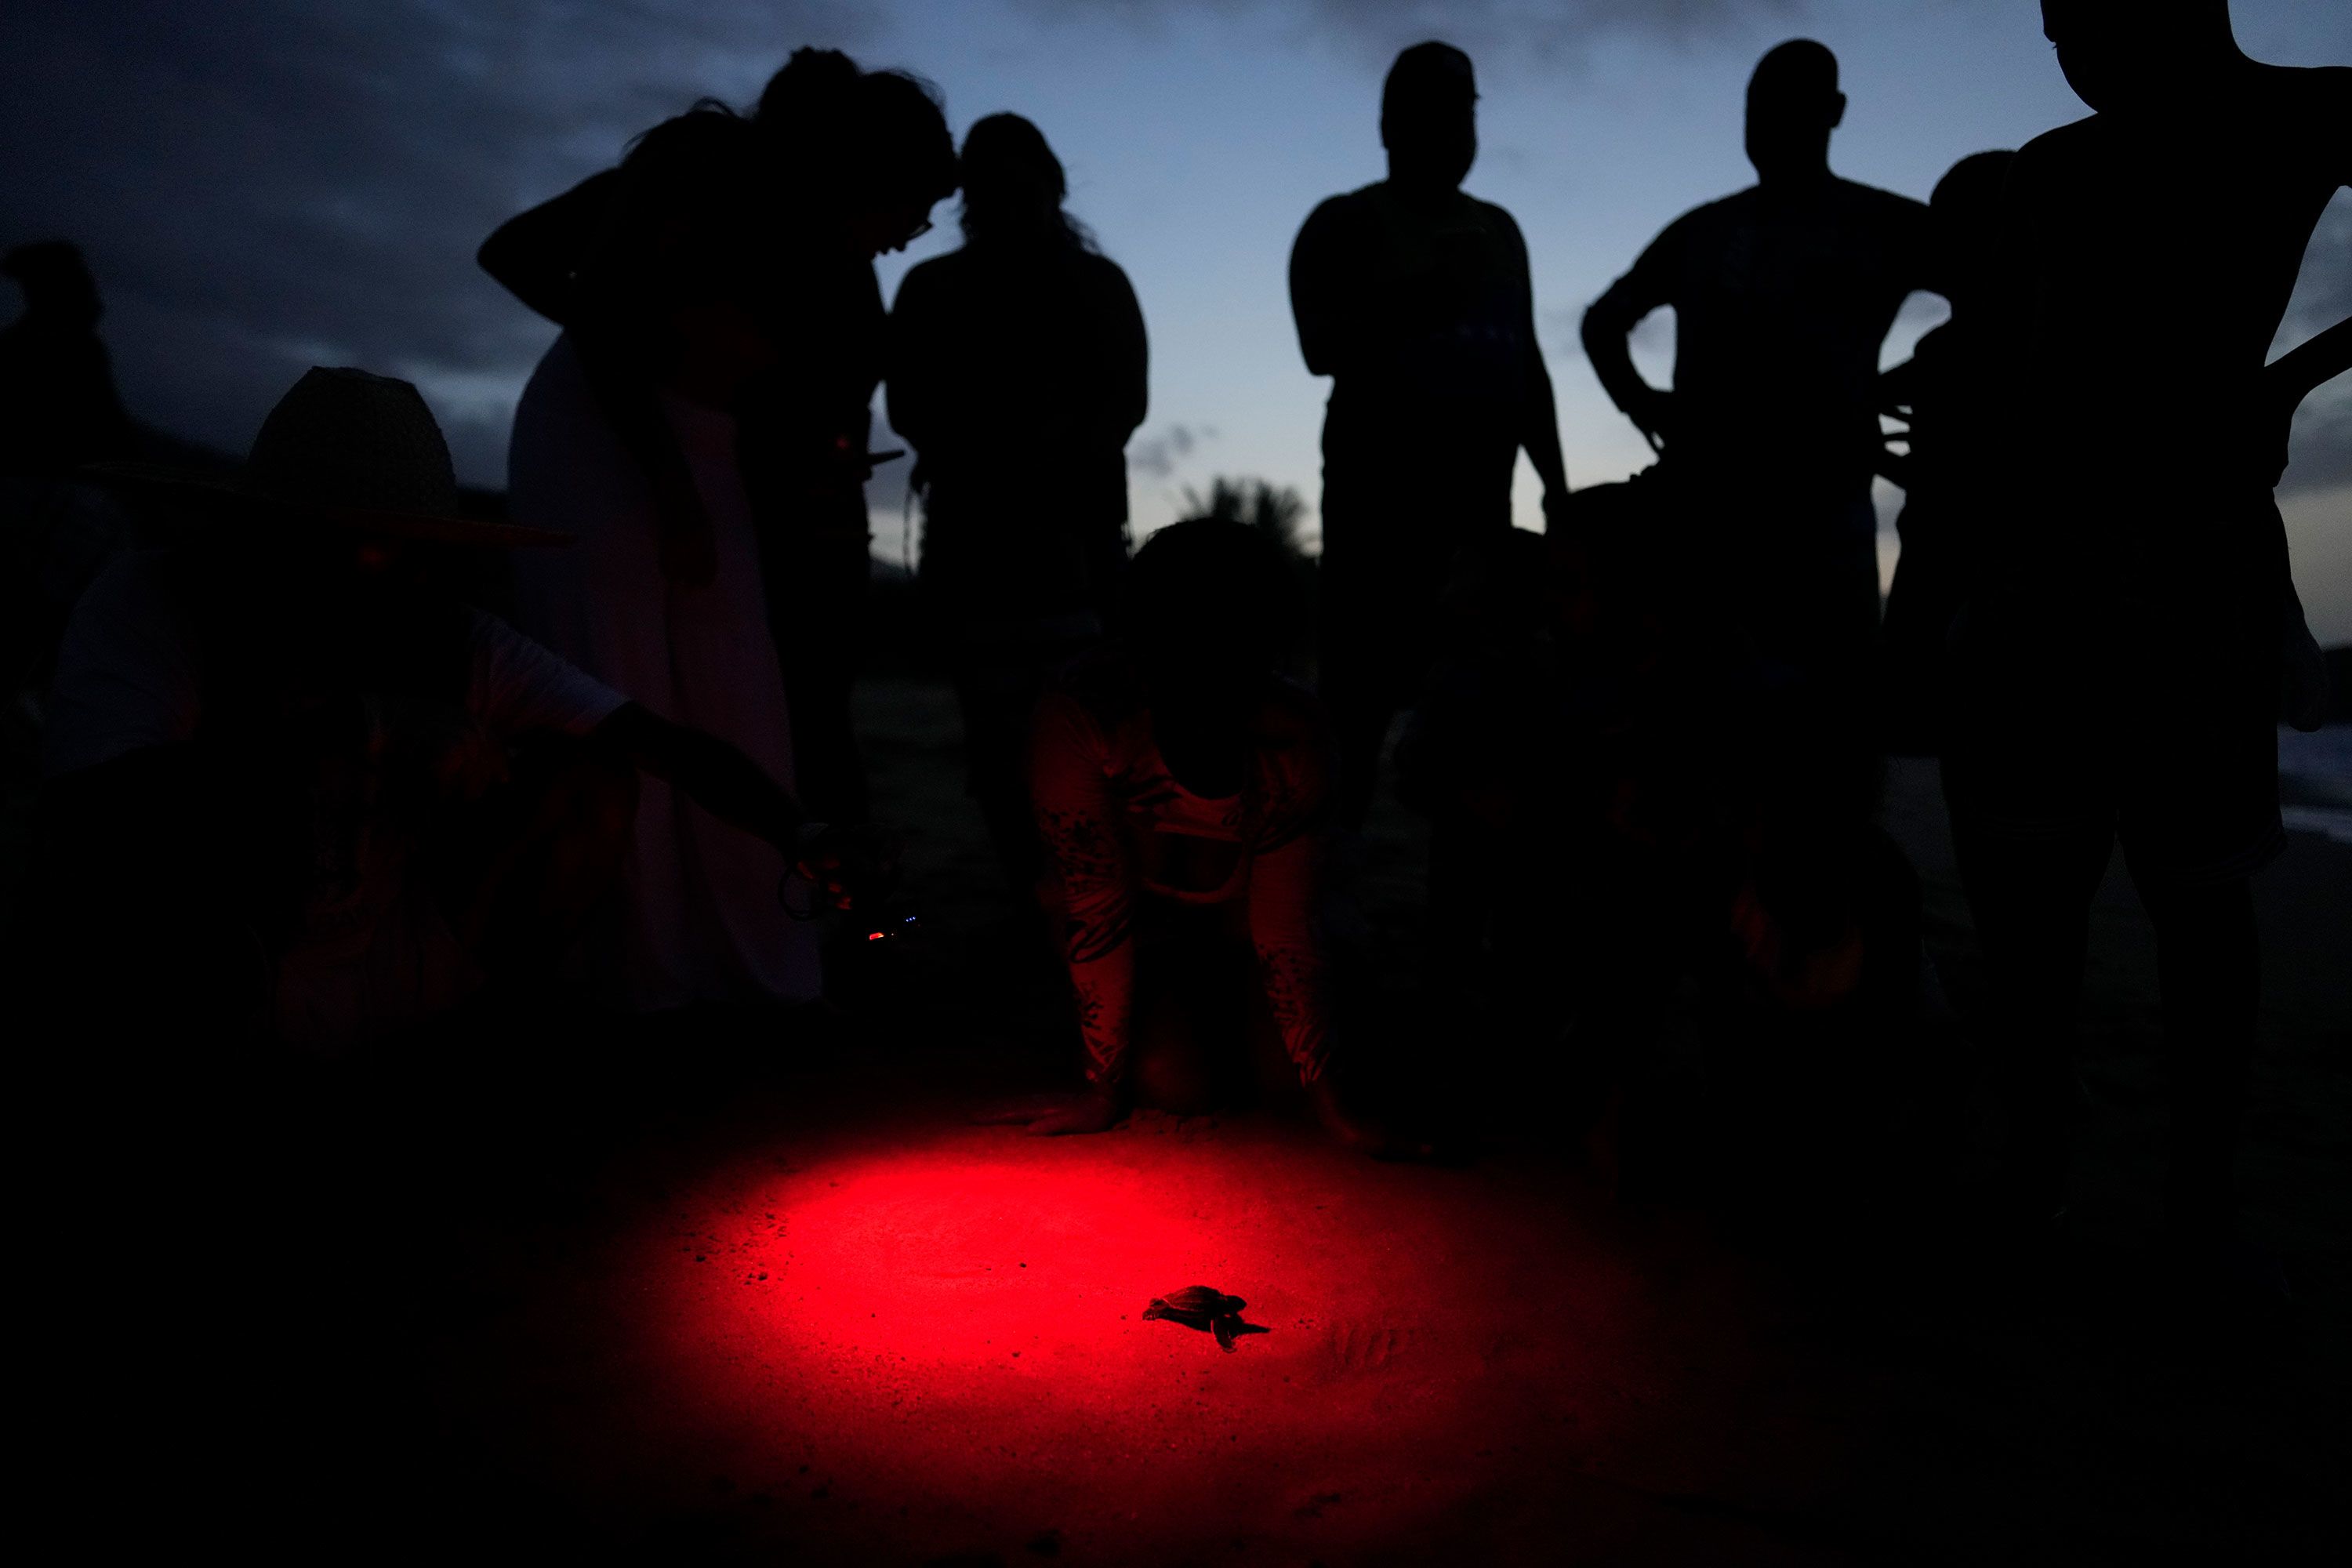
[1142,1286,1249,1352]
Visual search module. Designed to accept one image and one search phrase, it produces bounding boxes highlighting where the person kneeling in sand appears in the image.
[993,519,1398,1152]
[28,366,872,1052]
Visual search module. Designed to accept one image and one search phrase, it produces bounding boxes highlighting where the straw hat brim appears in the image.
[85,461,573,549]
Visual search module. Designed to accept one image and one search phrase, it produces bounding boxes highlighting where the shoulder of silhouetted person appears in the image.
[1294,185,1385,248]
[891,248,962,304]
[1835,176,1931,225]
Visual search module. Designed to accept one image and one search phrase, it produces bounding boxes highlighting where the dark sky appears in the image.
[5,0,2347,626]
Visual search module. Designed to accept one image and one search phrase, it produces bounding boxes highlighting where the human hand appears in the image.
[1626,386,1675,454]
[1541,487,1573,534]
[971,1090,1123,1136]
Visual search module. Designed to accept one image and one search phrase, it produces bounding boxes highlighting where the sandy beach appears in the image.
[13,672,2336,1564]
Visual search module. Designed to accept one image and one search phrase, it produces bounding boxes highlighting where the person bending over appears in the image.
[26,368,868,1054]
[481,49,956,824]
[1006,520,1388,1150]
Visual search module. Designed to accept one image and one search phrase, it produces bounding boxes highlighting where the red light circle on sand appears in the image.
[619,1123,1650,1557]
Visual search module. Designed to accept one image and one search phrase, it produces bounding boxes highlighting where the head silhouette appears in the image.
[597,110,782,397]
[959,113,1089,251]
[2041,0,2241,115]
[1745,40,1845,187]
[755,45,858,132]
[1121,517,1301,730]
[1381,42,1477,190]
[2,241,103,328]
[753,48,956,256]
[1928,150,2016,307]
[847,69,958,253]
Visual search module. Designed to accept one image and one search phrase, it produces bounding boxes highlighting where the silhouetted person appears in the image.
[989,521,1405,1152]
[1390,528,1566,1016]
[1944,0,2350,1264]
[0,241,129,478]
[18,372,877,1548]
[2,241,140,709]
[505,104,919,1010]
[1582,39,1933,745]
[1290,41,1570,830]
[1527,478,1936,1194]
[888,112,1149,898]
[28,367,866,1053]
[1876,150,2016,757]
[481,49,956,822]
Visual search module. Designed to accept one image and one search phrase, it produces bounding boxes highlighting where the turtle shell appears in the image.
[1145,1286,1244,1319]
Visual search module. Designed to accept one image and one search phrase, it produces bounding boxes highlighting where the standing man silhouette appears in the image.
[1946,0,2350,1265]
[0,241,137,719]
[1582,40,1933,745]
[1290,41,1570,831]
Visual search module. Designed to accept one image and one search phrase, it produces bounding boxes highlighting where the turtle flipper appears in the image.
[1213,1316,1238,1352]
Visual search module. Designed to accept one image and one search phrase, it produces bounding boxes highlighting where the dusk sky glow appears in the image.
[5,0,2347,631]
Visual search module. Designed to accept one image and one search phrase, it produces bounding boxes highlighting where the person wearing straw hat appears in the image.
[30,365,867,1052]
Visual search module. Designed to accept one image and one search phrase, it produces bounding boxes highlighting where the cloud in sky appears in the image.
[0,0,876,475]
[1128,422,1218,480]
[1018,0,1807,64]
[2,0,2344,511]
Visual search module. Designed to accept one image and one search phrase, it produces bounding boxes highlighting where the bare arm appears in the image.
[526,168,718,586]
[1504,216,1570,508]
[478,171,620,327]
[1288,197,1367,378]
[2238,316,2352,492]
[1581,224,1679,451]
[2266,315,2352,409]
[592,702,806,851]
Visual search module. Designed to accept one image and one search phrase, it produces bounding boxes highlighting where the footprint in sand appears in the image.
[1325,1319,1405,1374]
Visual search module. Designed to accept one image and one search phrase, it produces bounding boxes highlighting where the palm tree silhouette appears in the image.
[1180,476,1314,564]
